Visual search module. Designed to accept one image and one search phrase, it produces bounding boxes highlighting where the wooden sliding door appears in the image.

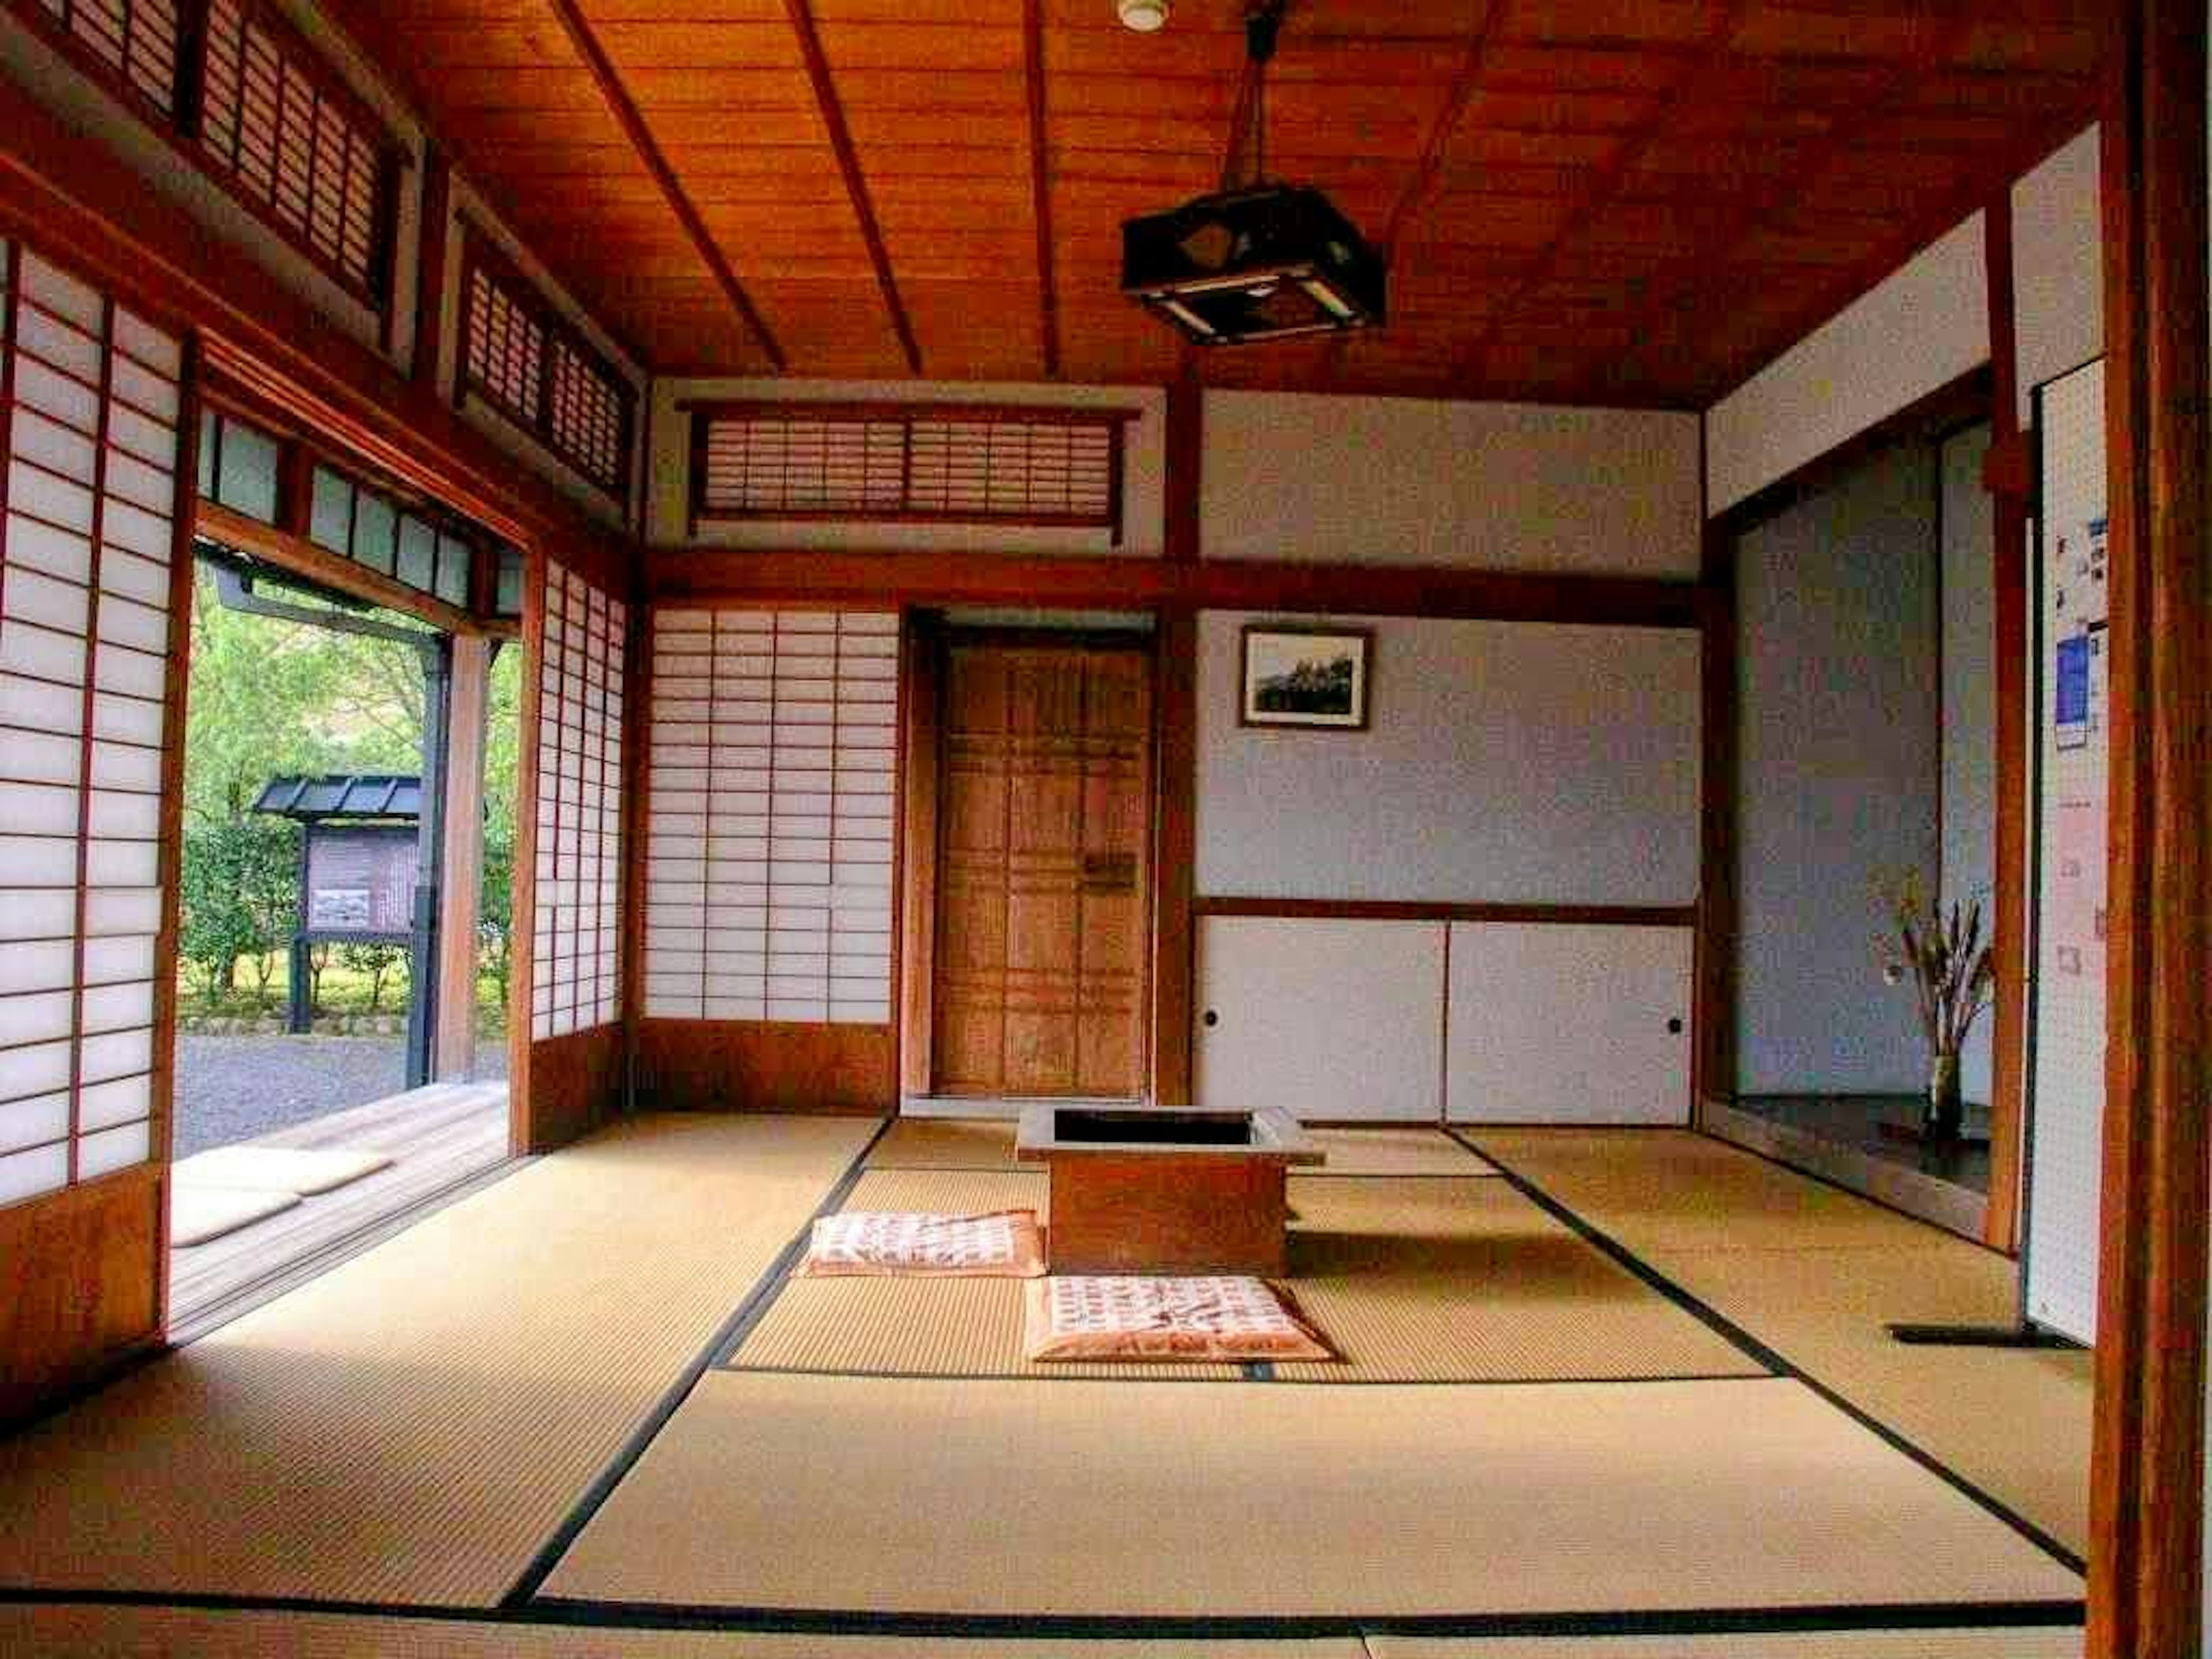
[934,638,1152,1099]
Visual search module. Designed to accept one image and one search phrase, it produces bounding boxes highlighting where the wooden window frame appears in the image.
[454,225,635,511]
[2,0,403,316]
[683,400,1140,544]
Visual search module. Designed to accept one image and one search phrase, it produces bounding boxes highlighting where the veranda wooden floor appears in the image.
[168,1078,512,1337]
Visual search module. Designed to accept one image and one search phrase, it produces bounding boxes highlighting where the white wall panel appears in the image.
[1445,923,1693,1126]
[643,606,899,1025]
[1195,916,1444,1123]
[1202,393,1702,577]
[0,241,183,1209]
[1708,213,1987,515]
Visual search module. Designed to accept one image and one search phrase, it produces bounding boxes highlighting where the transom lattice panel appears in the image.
[199,0,388,301]
[0,243,185,1209]
[643,607,897,1027]
[33,0,178,115]
[530,560,625,1040]
[690,404,1134,543]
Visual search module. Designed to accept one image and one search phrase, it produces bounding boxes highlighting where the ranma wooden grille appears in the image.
[459,234,634,506]
[198,0,388,302]
[32,0,179,115]
[690,403,1135,543]
[530,560,624,1040]
[0,244,187,1209]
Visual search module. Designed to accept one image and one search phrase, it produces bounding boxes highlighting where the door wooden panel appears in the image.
[935,642,1152,1098]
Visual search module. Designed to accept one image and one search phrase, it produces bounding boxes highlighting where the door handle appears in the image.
[1080,853,1137,893]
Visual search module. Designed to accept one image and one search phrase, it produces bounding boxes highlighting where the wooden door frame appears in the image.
[899,617,1162,1104]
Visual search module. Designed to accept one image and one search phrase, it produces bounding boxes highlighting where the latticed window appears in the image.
[32,0,179,115]
[198,0,389,302]
[11,0,397,308]
[688,403,1137,543]
[456,232,635,506]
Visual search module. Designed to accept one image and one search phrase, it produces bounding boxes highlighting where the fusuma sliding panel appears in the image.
[529,560,625,1040]
[0,243,186,1207]
[643,607,897,1026]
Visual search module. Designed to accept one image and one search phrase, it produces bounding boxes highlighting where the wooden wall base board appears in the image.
[635,1022,894,1116]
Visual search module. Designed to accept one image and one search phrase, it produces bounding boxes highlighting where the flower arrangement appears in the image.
[1874,870,1996,1140]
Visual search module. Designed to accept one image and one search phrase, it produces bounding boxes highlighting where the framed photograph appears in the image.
[1239,625,1372,730]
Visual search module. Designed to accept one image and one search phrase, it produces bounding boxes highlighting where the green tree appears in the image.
[337,942,407,1014]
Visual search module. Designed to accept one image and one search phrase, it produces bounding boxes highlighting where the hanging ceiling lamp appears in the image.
[1120,0,1385,345]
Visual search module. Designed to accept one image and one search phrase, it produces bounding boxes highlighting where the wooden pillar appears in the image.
[434,634,491,1078]
[2085,3,2211,1654]
[1152,359,1202,1104]
[1693,527,1737,1116]
[1983,198,2032,1255]
[410,145,452,395]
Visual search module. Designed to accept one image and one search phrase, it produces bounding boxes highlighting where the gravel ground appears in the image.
[175,1031,512,1158]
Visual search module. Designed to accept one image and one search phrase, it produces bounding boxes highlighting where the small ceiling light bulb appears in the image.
[1118,0,1170,31]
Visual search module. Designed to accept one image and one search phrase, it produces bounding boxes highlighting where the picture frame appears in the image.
[1238,624,1372,730]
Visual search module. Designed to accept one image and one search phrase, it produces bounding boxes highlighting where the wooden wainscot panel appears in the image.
[0,1165,164,1426]
[521,1025,626,1153]
[635,1021,894,1116]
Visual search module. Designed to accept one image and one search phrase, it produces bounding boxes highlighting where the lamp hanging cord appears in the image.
[1222,0,1284,192]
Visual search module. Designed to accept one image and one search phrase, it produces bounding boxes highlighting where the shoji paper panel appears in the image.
[529,560,625,1039]
[0,243,185,1208]
[644,607,897,1025]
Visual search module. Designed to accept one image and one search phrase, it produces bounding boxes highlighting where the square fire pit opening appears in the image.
[1052,1108,1256,1147]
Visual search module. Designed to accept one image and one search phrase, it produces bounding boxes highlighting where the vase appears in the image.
[1923,1048,1964,1142]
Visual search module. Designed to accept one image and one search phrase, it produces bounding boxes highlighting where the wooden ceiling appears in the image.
[329,1,2102,407]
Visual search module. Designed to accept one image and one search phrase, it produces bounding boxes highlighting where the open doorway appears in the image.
[166,549,513,1334]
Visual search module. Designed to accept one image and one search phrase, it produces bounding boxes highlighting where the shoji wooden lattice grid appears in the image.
[690,404,1133,543]
[33,0,178,116]
[0,244,185,1208]
[458,232,634,506]
[643,608,897,1025]
[529,560,624,1040]
[199,0,389,303]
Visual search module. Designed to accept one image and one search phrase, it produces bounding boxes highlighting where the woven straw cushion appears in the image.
[801,1210,1047,1278]
[1024,1275,1334,1362]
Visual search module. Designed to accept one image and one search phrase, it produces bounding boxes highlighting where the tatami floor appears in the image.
[0,1113,2093,1657]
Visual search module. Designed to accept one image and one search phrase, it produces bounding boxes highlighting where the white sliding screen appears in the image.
[529,558,626,1039]
[0,243,186,1206]
[643,607,897,1025]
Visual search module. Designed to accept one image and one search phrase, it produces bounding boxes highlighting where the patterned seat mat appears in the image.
[800,1210,1047,1278]
[1024,1275,1336,1362]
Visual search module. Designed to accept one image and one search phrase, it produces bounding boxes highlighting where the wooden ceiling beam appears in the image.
[1560,12,1984,404]
[1447,0,1748,386]
[543,0,787,371]
[1025,0,1060,378]
[784,0,923,374]
[1380,0,1509,260]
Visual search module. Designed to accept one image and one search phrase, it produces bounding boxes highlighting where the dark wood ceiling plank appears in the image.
[1447,0,1747,383]
[540,0,786,369]
[783,0,925,372]
[1025,0,1059,377]
[1380,0,1508,260]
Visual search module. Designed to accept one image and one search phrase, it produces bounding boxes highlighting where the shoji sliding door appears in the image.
[516,555,628,1148]
[636,605,899,1113]
[0,241,192,1417]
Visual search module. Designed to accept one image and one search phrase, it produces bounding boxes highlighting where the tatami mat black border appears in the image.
[0,1585,2088,1644]
[1446,1128,2088,1577]
[497,1115,897,1609]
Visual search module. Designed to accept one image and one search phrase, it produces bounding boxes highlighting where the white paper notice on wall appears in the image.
[2023,355,2108,1346]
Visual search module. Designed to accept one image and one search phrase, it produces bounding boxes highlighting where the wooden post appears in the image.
[1980,195,2033,1256]
[434,634,493,1078]
[2085,3,2211,1654]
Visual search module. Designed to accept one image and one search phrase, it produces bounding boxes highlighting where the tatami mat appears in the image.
[1275,1178,1767,1382]
[1300,1127,1497,1176]
[867,1118,1025,1169]
[1468,1130,2093,1554]
[0,1605,1366,1657]
[0,1113,878,1608]
[730,1166,1239,1378]
[1369,1631,2081,1658]
[1467,1131,1941,1253]
[540,1372,2082,1616]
